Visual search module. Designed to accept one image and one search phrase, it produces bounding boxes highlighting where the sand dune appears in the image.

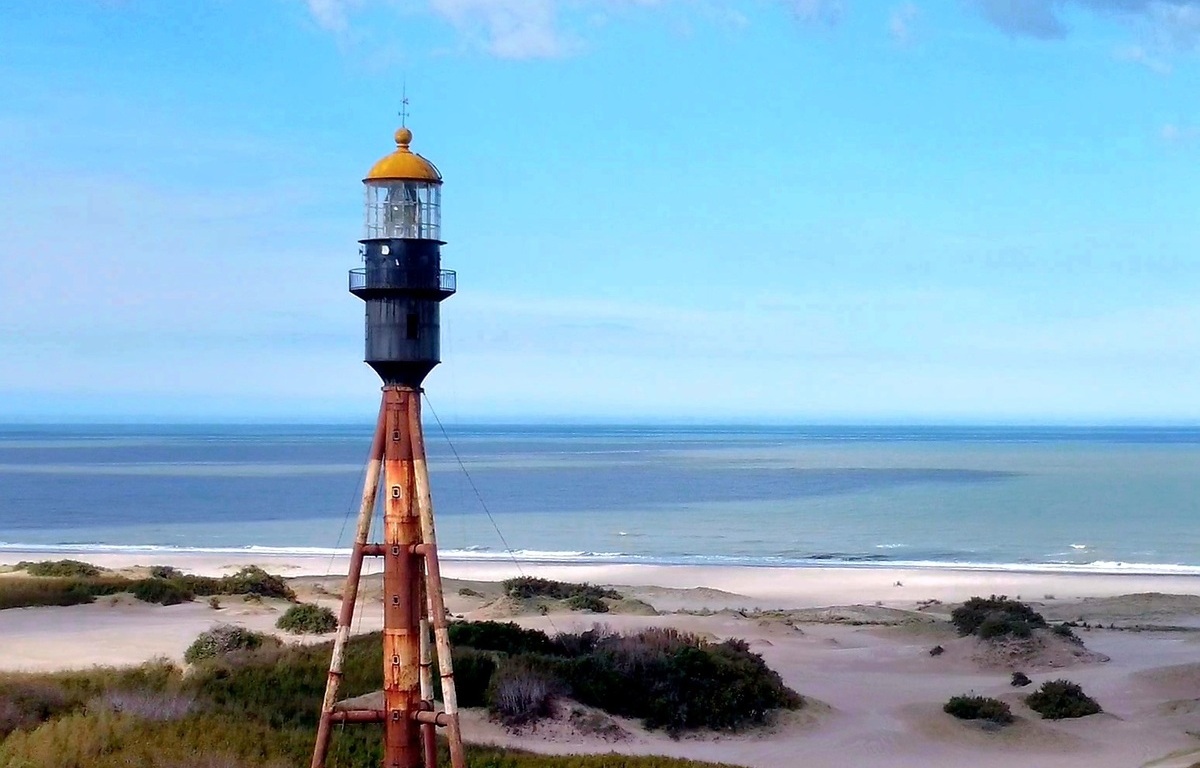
[2,553,1200,767]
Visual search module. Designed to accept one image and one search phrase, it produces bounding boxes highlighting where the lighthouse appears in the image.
[312,125,466,768]
[351,126,455,386]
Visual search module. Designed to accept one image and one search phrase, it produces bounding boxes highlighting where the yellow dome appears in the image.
[364,127,442,183]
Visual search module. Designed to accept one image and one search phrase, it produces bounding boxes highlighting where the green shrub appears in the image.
[1052,622,1079,641]
[1025,679,1102,719]
[0,576,131,610]
[131,579,194,606]
[565,594,609,613]
[275,604,336,634]
[0,681,72,737]
[447,621,559,656]
[928,645,944,657]
[501,577,621,602]
[148,565,183,580]
[184,625,277,664]
[17,560,102,578]
[556,629,802,733]
[1011,671,1032,687]
[218,566,295,601]
[951,595,1048,639]
[458,587,483,598]
[943,695,1014,725]
[487,659,563,725]
[452,648,498,708]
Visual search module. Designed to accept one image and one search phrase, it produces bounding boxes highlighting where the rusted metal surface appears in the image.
[312,401,387,768]
[382,387,423,768]
[314,387,465,768]
[409,400,467,768]
[412,710,451,726]
[330,709,386,724]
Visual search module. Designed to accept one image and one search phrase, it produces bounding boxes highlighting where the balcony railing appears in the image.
[349,268,456,295]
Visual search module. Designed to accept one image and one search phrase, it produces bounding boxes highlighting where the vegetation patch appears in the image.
[952,595,1048,640]
[184,625,279,664]
[0,634,749,768]
[943,695,1014,725]
[502,577,621,603]
[16,560,103,578]
[131,578,194,606]
[444,622,801,734]
[1024,679,1102,719]
[1011,671,1032,687]
[276,603,337,635]
[0,563,295,610]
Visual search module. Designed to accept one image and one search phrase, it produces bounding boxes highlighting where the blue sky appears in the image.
[1,0,1198,423]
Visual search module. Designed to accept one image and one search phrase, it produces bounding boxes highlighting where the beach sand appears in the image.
[2,551,1200,768]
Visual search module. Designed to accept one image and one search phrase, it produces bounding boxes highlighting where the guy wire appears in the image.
[423,393,560,636]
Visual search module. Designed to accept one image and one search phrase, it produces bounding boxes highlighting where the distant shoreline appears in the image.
[4,543,1200,577]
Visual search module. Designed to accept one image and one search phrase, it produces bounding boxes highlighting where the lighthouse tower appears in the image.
[312,126,466,768]
[352,126,456,387]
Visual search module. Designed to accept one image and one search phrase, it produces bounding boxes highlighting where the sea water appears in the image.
[1,424,1198,574]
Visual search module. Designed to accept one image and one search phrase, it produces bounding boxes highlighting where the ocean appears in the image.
[1,424,1198,574]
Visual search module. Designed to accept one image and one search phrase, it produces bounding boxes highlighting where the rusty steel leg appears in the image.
[408,398,467,768]
[419,576,437,768]
[382,387,424,768]
[312,399,387,768]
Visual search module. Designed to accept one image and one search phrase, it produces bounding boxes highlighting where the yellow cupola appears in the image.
[364,127,442,183]
[362,125,443,241]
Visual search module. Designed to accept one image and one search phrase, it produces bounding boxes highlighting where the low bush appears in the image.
[275,604,336,635]
[132,579,194,606]
[502,577,621,603]
[1011,671,1032,687]
[488,659,563,726]
[1052,623,1079,641]
[928,645,944,657]
[952,595,1048,639]
[184,625,277,664]
[218,566,294,601]
[943,695,1014,725]
[0,565,294,611]
[452,648,499,708]
[1024,679,1102,719]
[0,681,72,737]
[557,629,802,733]
[565,594,609,613]
[458,587,483,598]
[448,621,560,656]
[148,565,183,580]
[88,689,196,721]
[0,577,110,610]
[16,560,102,578]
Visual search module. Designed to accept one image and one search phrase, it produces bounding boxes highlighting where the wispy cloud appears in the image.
[785,0,846,26]
[889,2,919,45]
[1161,121,1199,142]
[967,0,1200,70]
[299,1,878,60]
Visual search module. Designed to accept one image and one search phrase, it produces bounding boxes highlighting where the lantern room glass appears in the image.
[364,181,442,240]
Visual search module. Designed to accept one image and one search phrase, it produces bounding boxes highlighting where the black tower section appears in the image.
[349,238,455,387]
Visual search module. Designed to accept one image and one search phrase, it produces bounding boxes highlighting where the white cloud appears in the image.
[429,0,575,59]
[889,2,919,44]
[969,0,1200,70]
[785,0,846,26]
[1161,121,1199,141]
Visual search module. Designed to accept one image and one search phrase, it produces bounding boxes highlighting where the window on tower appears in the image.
[364,181,441,240]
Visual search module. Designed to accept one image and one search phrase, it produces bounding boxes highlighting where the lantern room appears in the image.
[363,127,442,241]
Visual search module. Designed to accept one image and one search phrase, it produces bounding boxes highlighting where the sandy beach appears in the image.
[2,551,1200,768]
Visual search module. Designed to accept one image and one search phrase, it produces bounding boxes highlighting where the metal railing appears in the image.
[348,268,456,294]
